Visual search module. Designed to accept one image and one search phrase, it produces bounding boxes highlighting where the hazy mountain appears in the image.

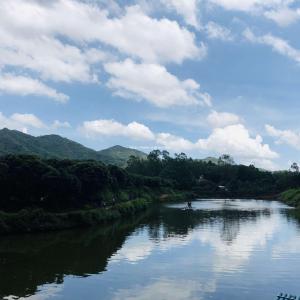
[0,128,147,167]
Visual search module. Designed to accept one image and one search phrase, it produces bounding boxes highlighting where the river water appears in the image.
[2,199,300,300]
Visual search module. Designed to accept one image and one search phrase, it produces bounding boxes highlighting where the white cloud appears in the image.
[266,124,300,149]
[0,1,202,65]
[52,120,72,129]
[92,5,203,64]
[243,28,300,64]
[0,29,105,83]
[81,118,278,169]
[0,112,72,134]
[156,133,195,151]
[0,112,46,133]
[82,119,155,140]
[264,7,300,26]
[104,59,211,108]
[161,0,200,29]
[0,0,206,102]
[0,73,69,102]
[204,22,234,41]
[196,124,278,160]
[207,110,241,128]
[11,113,45,129]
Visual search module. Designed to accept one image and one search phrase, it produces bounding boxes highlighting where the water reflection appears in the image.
[2,200,300,300]
[0,213,151,299]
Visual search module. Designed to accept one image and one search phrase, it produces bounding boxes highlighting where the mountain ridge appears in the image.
[0,128,147,167]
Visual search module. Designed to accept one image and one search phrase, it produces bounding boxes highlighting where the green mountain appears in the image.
[98,145,147,167]
[0,128,147,167]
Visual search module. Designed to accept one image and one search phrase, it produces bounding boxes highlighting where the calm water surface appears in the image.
[2,199,300,300]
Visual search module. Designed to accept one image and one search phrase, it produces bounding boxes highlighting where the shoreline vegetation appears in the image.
[1,151,300,235]
[281,188,300,208]
[0,199,149,235]
[0,191,194,235]
[0,190,193,235]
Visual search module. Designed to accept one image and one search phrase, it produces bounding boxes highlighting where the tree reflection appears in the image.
[0,212,151,299]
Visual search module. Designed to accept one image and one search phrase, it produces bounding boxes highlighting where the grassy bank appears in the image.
[0,198,150,235]
[281,188,300,208]
[0,187,194,235]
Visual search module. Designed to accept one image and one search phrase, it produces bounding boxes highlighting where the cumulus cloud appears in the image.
[207,110,242,128]
[104,59,211,108]
[81,119,155,140]
[0,0,206,103]
[0,112,72,134]
[161,0,200,29]
[204,22,234,41]
[82,118,278,169]
[0,73,69,102]
[10,113,45,129]
[196,124,278,160]
[243,28,300,64]
[0,112,46,133]
[0,1,202,66]
[156,133,195,151]
[266,124,300,149]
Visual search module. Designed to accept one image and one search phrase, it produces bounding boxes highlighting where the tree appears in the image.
[290,162,299,173]
[218,154,235,166]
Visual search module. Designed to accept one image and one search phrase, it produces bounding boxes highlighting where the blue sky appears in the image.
[1,0,300,170]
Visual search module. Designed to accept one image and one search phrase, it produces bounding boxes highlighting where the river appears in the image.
[1,199,300,300]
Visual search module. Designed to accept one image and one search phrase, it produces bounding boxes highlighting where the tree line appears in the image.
[1,152,300,213]
[0,155,165,212]
[126,150,300,197]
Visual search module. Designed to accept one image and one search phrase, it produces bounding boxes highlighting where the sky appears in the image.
[1,0,300,170]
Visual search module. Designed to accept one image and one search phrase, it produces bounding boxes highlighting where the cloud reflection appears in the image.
[112,278,216,300]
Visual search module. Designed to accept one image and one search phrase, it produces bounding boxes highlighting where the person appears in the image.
[187,201,192,209]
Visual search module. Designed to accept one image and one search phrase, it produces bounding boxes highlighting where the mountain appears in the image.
[36,134,101,161]
[0,128,147,167]
[98,145,147,167]
[0,128,53,157]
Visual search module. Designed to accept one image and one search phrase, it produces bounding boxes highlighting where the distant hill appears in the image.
[98,145,147,167]
[0,128,147,167]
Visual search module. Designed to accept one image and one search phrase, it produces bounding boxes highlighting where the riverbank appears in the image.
[0,198,150,235]
[281,188,300,208]
[0,187,283,235]
[0,188,195,235]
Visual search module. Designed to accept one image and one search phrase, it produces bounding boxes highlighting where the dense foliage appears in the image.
[0,155,165,212]
[126,150,300,197]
